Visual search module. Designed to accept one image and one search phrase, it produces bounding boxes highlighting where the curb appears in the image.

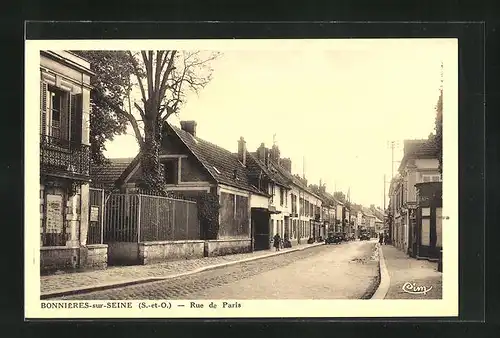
[370,244,391,300]
[41,242,325,299]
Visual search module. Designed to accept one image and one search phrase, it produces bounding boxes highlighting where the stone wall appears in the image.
[84,244,108,269]
[139,240,205,265]
[107,242,140,265]
[40,247,79,274]
[206,239,252,257]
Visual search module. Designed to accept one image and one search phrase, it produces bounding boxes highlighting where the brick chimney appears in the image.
[257,143,266,161]
[319,179,326,193]
[280,158,292,172]
[238,136,247,166]
[257,143,270,166]
[180,120,197,137]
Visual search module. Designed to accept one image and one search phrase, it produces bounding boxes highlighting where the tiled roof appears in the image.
[399,139,438,172]
[167,124,268,196]
[362,207,375,217]
[350,204,362,213]
[269,161,320,198]
[246,152,291,189]
[90,157,135,189]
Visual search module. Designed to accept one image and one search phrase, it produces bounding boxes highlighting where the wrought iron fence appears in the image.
[103,193,200,243]
[40,134,90,177]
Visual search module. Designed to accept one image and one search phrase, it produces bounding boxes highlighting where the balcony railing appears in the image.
[40,134,90,178]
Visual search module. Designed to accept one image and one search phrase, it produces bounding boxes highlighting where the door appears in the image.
[252,209,270,251]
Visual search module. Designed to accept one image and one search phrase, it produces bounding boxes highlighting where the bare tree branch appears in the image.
[158,51,177,101]
[128,51,147,107]
[134,102,145,117]
[154,51,165,95]
[141,51,154,102]
[95,89,144,147]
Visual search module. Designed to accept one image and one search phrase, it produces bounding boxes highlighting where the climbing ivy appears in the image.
[196,192,221,240]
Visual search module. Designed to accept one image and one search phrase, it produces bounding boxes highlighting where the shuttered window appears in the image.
[40,82,48,136]
[70,93,83,144]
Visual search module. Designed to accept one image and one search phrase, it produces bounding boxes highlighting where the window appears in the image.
[422,207,431,217]
[421,219,430,246]
[422,174,441,182]
[163,160,178,184]
[46,86,69,142]
[280,187,284,206]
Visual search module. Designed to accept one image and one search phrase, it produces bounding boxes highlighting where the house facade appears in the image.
[391,139,440,255]
[39,51,107,272]
[248,144,325,246]
[96,121,272,257]
[311,184,337,239]
[334,199,344,233]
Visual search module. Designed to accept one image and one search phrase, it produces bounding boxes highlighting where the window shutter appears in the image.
[60,93,70,142]
[70,93,83,144]
[40,82,47,136]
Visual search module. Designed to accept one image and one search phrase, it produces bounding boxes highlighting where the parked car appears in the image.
[359,233,370,241]
[325,232,343,244]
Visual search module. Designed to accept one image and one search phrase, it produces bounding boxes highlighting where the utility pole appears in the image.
[388,141,395,179]
[383,174,386,211]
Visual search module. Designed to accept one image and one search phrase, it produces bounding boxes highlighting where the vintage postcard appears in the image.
[25,38,458,319]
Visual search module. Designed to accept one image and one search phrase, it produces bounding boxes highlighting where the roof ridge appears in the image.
[171,124,239,159]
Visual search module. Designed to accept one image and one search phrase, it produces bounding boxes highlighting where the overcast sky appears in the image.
[103,39,456,208]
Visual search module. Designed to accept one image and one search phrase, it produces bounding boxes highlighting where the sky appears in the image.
[103,39,456,209]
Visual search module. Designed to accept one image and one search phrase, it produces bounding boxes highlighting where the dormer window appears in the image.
[163,159,178,184]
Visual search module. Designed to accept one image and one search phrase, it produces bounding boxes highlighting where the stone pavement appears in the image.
[41,242,324,298]
[54,241,377,300]
[381,245,442,299]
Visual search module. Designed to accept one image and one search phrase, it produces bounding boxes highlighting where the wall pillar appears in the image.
[80,183,90,246]
[65,191,80,248]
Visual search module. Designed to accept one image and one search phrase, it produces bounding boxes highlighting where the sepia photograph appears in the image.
[25,38,458,318]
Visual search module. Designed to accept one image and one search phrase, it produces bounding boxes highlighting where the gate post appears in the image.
[137,195,141,243]
[100,189,104,244]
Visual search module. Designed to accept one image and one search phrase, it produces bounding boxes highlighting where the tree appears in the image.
[76,50,220,194]
[74,51,134,166]
[434,85,443,176]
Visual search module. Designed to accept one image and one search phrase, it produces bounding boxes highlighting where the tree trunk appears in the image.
[139,114,165,194]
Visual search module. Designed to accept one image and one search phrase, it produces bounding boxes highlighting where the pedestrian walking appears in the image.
[384,232,389,245]
[379,232,384,245]
[273,233,281,251]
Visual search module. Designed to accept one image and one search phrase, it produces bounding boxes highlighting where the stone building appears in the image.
[39,51,107,272]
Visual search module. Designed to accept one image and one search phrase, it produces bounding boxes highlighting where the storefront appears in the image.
[415,182,443,260]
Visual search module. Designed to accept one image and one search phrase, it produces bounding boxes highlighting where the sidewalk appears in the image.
[41,242,324,299]
[380,245,442,299]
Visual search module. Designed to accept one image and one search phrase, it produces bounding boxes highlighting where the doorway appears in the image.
[252,208,271,251]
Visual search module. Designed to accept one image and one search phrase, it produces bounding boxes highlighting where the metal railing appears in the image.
[103,193,200,243]
[40,134,90,177]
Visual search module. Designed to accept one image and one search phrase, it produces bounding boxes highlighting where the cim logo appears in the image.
[402,282,433,295]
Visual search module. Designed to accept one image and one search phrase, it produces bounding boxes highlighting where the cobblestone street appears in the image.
[51,241,379,300]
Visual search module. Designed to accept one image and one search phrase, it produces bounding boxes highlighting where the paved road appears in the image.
[54,240,379,300]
